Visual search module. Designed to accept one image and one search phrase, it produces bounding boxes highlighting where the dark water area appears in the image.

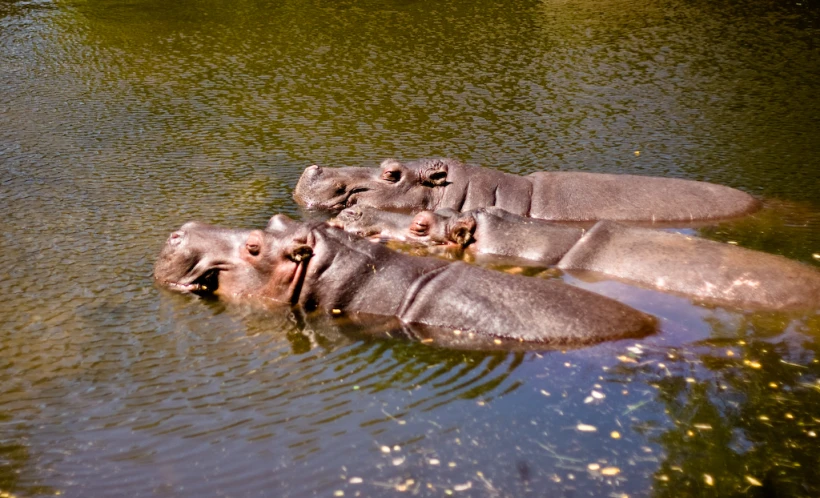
[1,0,819,496]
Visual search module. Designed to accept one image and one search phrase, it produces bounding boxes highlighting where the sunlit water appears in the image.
[1,0,819,496]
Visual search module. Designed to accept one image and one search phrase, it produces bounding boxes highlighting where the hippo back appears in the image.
[528,172,760,222]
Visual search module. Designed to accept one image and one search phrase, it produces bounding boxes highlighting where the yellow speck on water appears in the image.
[334,491,344,497]
[380,445,391,453]
[445,490,453,496]
[576,423,597,432]
[428,458,440,465]
[693,424,713,430]
[769,382,778,388]
[686,378,696,383]
[453,482,472,491]
[785,413,794,419]
[746,476,763,486]
[617,355,637,363]
[601,467,620,476]
[588,463,601,470]
[687,430,695,437]
[453,329,461,335]
[611,431,621,439]
[421,338,434,343]
[540,390,551,397]
[704,474,715,486]
[727,241,739,245]
[493,339,502,345]
[726,350,735,357]
[449,462,457,468]
[349,477,363,484]
[813,253,820,260]
[759,415,770,421]
[634,151,641,156]
[331,308,342,314]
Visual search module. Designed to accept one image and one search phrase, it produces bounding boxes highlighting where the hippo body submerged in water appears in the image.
[294,158,760,223]
[332,206,820,311]
[154,217,656,349]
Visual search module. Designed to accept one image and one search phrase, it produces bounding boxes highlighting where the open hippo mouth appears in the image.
[159,262,229,296]
[167,268,220,295]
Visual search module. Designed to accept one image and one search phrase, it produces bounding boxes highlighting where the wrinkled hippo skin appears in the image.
[332,205,584,265]
[294,158,760,223]
[154,217,656,347]
[331,206,820,311]
[556,222,820,311]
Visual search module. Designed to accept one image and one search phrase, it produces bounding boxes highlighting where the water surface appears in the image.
[1,0,819,496]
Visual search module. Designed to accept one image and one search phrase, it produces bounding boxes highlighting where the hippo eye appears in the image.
[246,242,261,256]
[409,220,428,236]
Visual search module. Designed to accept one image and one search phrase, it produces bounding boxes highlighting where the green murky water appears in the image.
[1,0,819,496]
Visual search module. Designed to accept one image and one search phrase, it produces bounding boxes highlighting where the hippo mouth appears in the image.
[325,187,371,211]
[160,265,224,295]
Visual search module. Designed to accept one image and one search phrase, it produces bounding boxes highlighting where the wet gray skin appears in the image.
[293,158,761,223]
[155,215,657,346]
[556,221,820,311]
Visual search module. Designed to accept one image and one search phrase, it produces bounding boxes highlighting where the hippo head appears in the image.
[405,210,467,247]
[154,218,316,304]
[293,158,454,212]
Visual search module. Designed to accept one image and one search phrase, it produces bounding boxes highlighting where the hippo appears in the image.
[154,217,656,348]
[331,205,584,265]
[293,158,760,223]
[331,206,820,311]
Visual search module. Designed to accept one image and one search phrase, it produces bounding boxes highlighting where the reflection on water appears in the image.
[1,0,819,495]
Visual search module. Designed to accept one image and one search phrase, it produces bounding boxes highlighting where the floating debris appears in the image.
[392,456,405,466]
[693,424,713,430]
[331,309,342,315]
[393,445,401,452]
[493,339,502,345]
[588,463,601,471]
[540,390,551,397]
[453,329,461,335]
[704,474,714,486]
[349,477,363,484]
[743,359,762,369]
[380,446,391,453]
[584,396,594,404]
[611,431,621,439]
[685,378,696,383]
[333,491,344,497]
[759,415,770,421]
[627,346,643,355]
[785,413,794,419]
[813,253,820,261]
[576,423,597,432]
[448,462,457,468]
[453,482,472,492]
[769,382,778,389]
[591,390,605,400]
[601,467,620,476]
[617,355,637,364]
[428,458,440,465]
[746,476,763,486]
[634,151,641,156]
[727,241,739,245]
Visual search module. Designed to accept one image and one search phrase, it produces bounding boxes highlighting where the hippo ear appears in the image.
[286,243,313,263]
[420,161,448,186]
[448,216,477,247]
[379,159,404,183]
